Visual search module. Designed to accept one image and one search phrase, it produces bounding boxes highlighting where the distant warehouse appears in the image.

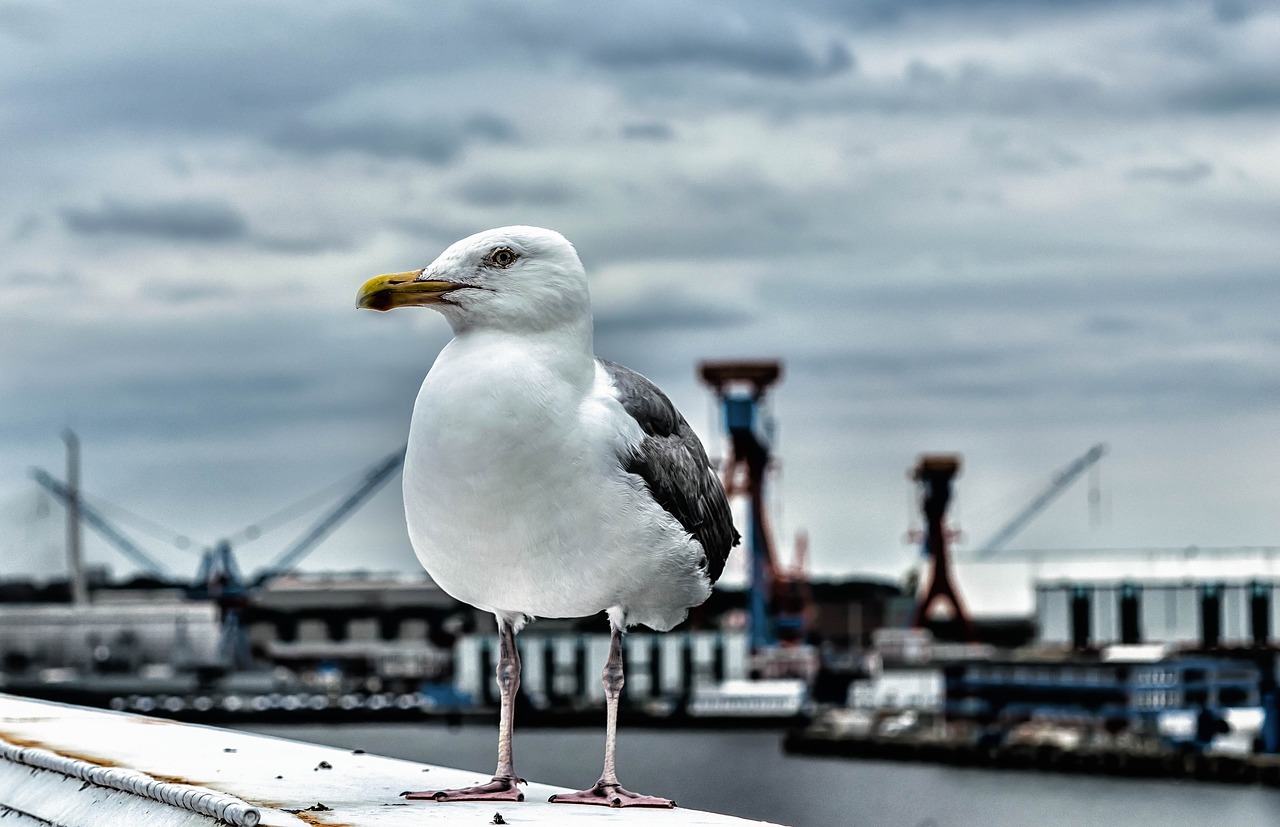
[1036,579,1280,650]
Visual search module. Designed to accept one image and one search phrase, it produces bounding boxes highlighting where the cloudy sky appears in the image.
[2,1,1278,613]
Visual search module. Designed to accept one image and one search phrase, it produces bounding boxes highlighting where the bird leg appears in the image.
[549,625,674,808]
[404,617,524,803]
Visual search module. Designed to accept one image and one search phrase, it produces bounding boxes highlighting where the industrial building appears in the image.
[1037,579,1280,650]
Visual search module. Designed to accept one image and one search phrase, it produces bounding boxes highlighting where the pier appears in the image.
[0,693,782,826]
[784,716,1280,788]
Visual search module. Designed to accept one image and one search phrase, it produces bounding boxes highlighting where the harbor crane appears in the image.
[907,444,1104,639]
[193,446,406,596]
[259,447,405,583]
[30,467,170,580]
[975,443,1107,556]
[33,447,404,591]
[186,446,405,667]
[911,454,974,640]
[33,444,405,668]
[700,360,811,657]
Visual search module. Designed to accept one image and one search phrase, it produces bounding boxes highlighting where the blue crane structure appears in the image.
[700,360,809,654]
[192,446,408,596]
[192,446,405,666]
[31,446,406,667]
[33,448,404,593]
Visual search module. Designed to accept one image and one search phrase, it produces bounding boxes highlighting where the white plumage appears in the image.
[357,225,736,808]
[405,345,710,630]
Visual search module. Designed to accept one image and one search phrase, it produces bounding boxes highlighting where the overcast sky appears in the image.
[2,1,1278,613]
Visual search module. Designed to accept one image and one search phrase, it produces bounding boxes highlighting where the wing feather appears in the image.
[600,359,739,583]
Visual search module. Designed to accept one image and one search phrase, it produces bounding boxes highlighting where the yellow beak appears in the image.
[356,270,466,312]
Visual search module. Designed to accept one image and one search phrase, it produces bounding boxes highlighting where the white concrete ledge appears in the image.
[0,694,784,826]
[0,736,260,825]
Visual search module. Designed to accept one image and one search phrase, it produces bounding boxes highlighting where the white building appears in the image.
[1036,579,1280,648]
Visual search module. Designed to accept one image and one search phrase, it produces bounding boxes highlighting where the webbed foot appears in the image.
[549,780,674,808]
[403,775,524,803]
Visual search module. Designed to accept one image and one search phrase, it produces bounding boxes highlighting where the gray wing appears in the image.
[600,359,739,584]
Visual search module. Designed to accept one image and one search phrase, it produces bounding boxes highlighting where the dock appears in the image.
[784,711,1280,788]
[0,693,783,826]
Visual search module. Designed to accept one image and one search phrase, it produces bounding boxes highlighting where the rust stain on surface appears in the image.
[289,812,353,827]
[2,723,354,827]
[0,731,121,769]
[1,731,212,788]
[0,717,62,725]
[0,734,41,749]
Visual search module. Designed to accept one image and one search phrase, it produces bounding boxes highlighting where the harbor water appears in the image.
[239,723,1280,827]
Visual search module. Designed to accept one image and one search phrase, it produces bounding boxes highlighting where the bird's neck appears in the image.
[450,314,596,386]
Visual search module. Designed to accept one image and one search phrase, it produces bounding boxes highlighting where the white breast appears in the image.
[402,332,709,626]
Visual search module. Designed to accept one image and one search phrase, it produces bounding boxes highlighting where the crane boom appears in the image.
[29,468,170,578]
[976,443,1106,556]
[253,447,405,585]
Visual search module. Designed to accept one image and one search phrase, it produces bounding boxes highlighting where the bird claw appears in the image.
[403,775,524,803]
[549,781,674,808]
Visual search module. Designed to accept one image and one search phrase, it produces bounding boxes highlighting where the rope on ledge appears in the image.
[0,737,261,827]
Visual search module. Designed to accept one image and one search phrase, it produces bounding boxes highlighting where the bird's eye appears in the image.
[488,247,518,269]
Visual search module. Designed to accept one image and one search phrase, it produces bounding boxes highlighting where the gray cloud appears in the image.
[454,176,577,208]
[595,297,753,335]
[1213,0,1255,25]
[60,198,247,242]
[869,59,1105,115]
[483,2,857,81]
[790,340,1280,432]
[1169,70,1280,112]
[2,0,1270,162]
[248,233,358,255]
[795,0,1160,29]
[1082,314,1143,336]
[553,170,839,267]
[969,128,1081,172]
[780,270,1280,318]
[1127,160,1214,185]
[138,280,235,306]
[274,114,519,163]
[0,1,58,43]
[621,122,676,141]
[1,305,428,448]
[1,4,477,138]
[8,215,42,242]
[593,37,853,80]
[777,267,1280,432]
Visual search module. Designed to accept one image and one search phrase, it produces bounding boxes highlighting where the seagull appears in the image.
[357,226,738,808]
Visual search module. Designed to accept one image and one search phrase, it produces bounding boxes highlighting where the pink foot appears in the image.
[403,775,524,803]
[549,781,674,809]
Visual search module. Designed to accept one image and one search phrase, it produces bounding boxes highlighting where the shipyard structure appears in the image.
[1,360,905,724]
[787,452,1280,786]
[3,367,1279,787]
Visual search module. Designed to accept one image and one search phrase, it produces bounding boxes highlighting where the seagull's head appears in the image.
[356,226,589,332]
